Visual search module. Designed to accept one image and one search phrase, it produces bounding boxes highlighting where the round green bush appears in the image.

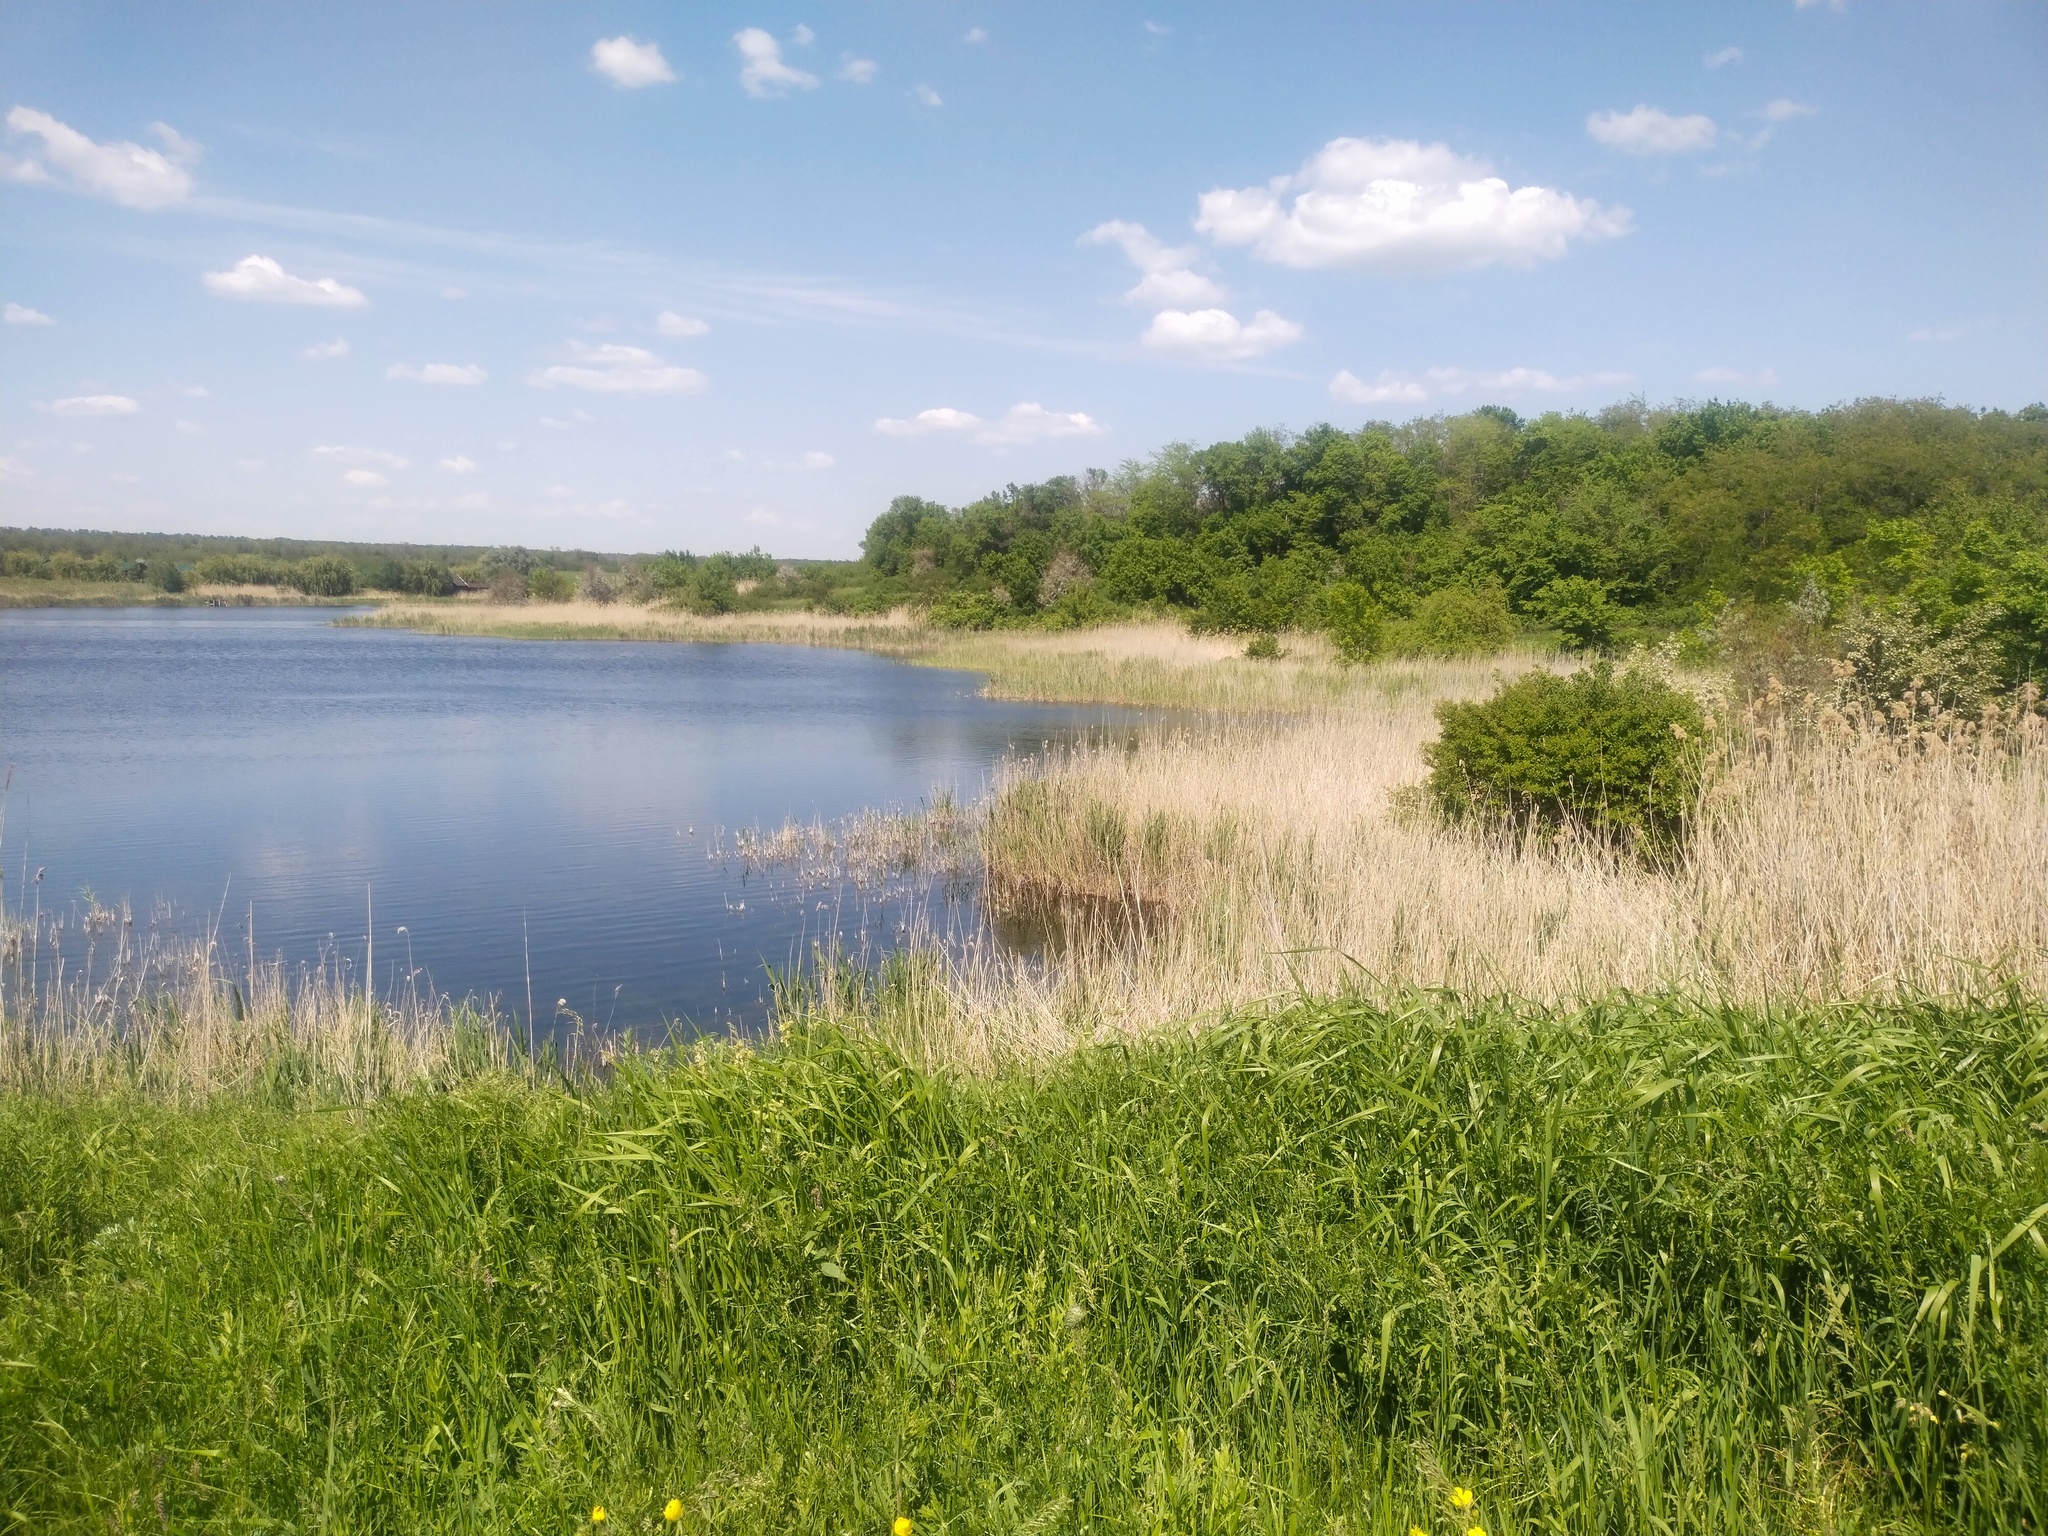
[288,556,358,597]
[1423,664,1706,858]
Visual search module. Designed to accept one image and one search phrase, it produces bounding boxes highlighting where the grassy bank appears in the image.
[0,578,378,609]
[4,994,2044,1532]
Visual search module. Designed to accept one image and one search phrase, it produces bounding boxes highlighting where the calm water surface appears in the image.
[0,608,1136,1032]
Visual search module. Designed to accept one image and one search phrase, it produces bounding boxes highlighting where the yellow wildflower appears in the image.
[1467,1527,1487,1536]
[664,1498,684,1522]
[590,1508,607,1524]
[894,1519,914,1536]
[1409,1528,1429,1536]
[1450,1486,1476,1510]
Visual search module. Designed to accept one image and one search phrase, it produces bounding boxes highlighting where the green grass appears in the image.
[3,994,2044,1532]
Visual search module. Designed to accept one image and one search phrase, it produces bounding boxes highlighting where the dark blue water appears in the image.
[0,608,1130,1031]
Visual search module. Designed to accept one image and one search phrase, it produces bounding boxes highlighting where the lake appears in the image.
[0,608,1136,1033]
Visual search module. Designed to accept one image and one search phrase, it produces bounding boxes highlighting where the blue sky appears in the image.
[2,2,2042,557]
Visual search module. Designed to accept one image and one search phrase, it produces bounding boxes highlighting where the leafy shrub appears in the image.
[686,565,738,615]
[1243,632,1283,660]
[1,550,52,578]
[144,559,185,593]
[1392,585,1517,656]
[288,556,358,597]
[1424,664,1706,857]
[193,554,293,587]
[928,588,1004,630]
[526,566,575,603]
[581,567,618,604]
[1320,581,1385,663]
[486,569,527,605]
[1535,576,1621,652]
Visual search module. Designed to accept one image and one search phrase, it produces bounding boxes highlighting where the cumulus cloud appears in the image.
[302,338,349,360]
[875,407,982,437]
[1142,308,1303,362]
[735,29,818,97]
[49,394,139,417]
[439,455,478,473]
[1587,105,1718,154]
[791,24,816,45]
[591,36,675,88]
[838,56,879,83]
[3,106,195,208]
[1330,365,1629,405]
[204,255,368,307]
[342,469,387,488]
[1080,220,1226,307]
[4,302,53,325]
[1705,46,1745,68]
[1196,137,1629,274]
[387,362,487,386]
[656,310,710,337]
[874,403,1104,446]
[1694,366,1779,386]
[912,83,943,107]
[529,341,706,393]
[313,444,408,468]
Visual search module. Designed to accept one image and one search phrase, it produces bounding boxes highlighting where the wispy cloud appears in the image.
[912,84,943,107]
[838,56,879,84]
[1080,220,1225,307]
[1705,46,1745,68]
[302,337,350,360]
[439,455,478,473]
[1330,365,1630,404]
[48,394,140,417]
[4,106,195,208]
[874,403,1104,446]
[1694,365,1779,386]
[313,444,408,468]
[529,340,706,393]
[1588,105,1718,154]
[4,302,54,325]
[656,310,710,336]
[735,29,819,97]
[387,362,487,385]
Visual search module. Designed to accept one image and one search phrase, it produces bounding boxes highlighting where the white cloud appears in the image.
[803,451,835,469]
[341,468,387,488]
[1907,323,1972,344]
[3,106,195,208]
[791,24,815,46]
[1758,97,1819,122]
[1795,0,1847,11]
[442,286,468,300]
[735,29,819,97]
[4,302,53,325]
[1080,220,1226,307]
[1329,365,1630,404]
[387,362,487,386]
[656,310,710,337]
[838,56,879,83]
[875,407,982,437]
[979,402,1106,446]
[49,394,139,417]
[964,27,988,43]
[313,444,409,468]
[302,338,350,360]
[874,403,1104,446]
[1144,21,1172,36]
[0,456,34,480]
[1694,366,1779,386]
[590,36,676,89]
[913,84,943,107]
[1141,307,1303,361]
[1330,370,1430,406]
[175,419,203,436]
[529,340,707,393]
[1587,105,1718,154]
[439,455,479,473]
[1196,137,1629,273]
[203,255,368,307]
[1705,46,1745,68]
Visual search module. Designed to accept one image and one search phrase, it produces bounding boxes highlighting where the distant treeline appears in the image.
[856,396,2048,690]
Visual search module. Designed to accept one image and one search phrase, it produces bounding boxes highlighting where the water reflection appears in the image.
[0,607,1144,1033]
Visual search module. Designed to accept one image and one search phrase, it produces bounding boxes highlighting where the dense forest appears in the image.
[857,397,2048,691]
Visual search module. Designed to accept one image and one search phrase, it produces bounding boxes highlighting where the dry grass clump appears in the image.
[354,600,931,654]
[0,899,506,1102]
[792,676,2048,1073]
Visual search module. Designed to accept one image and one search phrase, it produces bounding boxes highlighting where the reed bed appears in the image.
[789,687,2048,1073]
[0,899,510,1102]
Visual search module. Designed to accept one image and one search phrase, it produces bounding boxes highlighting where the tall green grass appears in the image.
[3,994,2043,1532]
